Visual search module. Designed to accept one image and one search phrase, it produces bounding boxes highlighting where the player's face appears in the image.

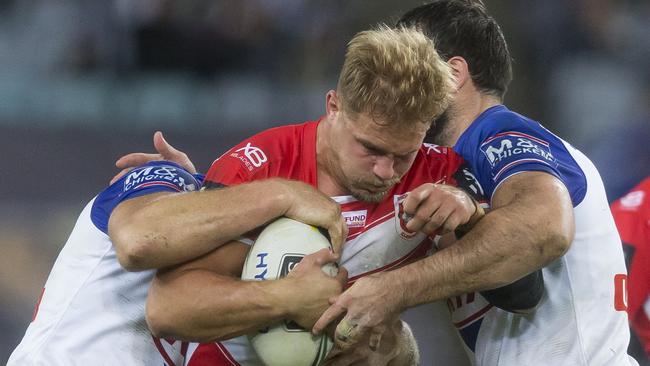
[329,111,427,203]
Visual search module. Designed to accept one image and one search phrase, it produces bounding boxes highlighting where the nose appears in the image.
[373,156,395,181]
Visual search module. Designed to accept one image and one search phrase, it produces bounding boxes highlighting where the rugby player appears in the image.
[114,26,492,365]
[313,2,637,365]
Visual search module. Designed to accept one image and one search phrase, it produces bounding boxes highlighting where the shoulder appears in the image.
[205,120,318,185]
[91,161,201,234]
[456,106,589,202]
[460,106,553,154]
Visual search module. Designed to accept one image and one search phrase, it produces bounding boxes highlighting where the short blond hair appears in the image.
[337,25,453,126]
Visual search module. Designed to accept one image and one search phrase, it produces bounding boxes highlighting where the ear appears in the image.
[447,56,470,91]
[325,90,340,118]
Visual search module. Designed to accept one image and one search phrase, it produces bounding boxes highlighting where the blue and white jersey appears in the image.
[6,162,247,366]
[450,105,636,365]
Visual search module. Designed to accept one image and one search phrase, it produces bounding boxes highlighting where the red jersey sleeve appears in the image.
[203,121,318,188]
[204,132,275,187]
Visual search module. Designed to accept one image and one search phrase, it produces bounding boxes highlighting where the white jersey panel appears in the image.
[8,199,180,366]
[471,142,636,366]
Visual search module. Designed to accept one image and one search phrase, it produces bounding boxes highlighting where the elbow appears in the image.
[146,304,173,340]
[111,226,156,272]
[530,198,575,266]
[113,230,151,272]
[145,290,220,343]
[537,221,574,266]
[146,309,218,344]
[146,294,187,341]
[145,300,180,339]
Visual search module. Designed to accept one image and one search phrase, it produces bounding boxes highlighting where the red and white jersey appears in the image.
[184,120,483,365]
[612,177,650,357]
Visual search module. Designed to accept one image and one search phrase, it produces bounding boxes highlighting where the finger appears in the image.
[335,266,349,286]
[401,187,431,216]
[421,202,454,235]
[329,216,348,254]
[311,248,340,266]
[334,317,364,350]
[115,153,161,169]
[153,131,180,158]
[405,198,441,232]
[440,210,463,234]
[313,303,347,335]
[109,168,132,185]
[368,325,386,351]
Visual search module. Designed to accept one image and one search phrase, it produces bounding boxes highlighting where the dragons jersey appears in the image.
[7,161,218,366]
[449,105,636,365]
[182,119,485,365]
[612,177,650,356]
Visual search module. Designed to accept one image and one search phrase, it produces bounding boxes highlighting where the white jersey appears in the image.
[7,162,219,366]
[451,105,637,365]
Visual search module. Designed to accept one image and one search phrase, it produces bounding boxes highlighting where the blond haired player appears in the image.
[109,26,491,365]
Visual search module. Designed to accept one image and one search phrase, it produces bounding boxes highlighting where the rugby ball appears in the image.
[241,217,336,366]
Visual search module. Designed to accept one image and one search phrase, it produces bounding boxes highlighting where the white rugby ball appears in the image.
[241,217,336,366]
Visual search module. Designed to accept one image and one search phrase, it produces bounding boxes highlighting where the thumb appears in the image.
[153,131,178,158]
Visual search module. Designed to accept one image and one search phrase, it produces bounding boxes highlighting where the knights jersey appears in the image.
[450,105,636,365]
[6,162,223,366]
[612,177,650,357]
[185,119,484,365]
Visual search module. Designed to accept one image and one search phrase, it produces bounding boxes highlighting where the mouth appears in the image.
[365,184,392,193]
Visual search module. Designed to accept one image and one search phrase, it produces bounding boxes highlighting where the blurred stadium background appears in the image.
[1,0,649,364]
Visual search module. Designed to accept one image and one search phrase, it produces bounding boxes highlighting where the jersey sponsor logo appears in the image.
[343,210,368,228]
[480,132,556,168]
[423,143,444,155]
[394,194,418,239]
[231,142,268,171]
[124,166,197,192]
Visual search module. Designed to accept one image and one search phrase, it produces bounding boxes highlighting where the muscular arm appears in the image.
[110,177,346,272]
[146,241,288,342]
[391,171,573,308]
[146,241,345,342]
[109,179,290,271]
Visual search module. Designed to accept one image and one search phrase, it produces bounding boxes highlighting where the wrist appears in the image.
[266,179,294,218]
[384,271,410,313]
[264,277,298,319]
[456,195,485,236]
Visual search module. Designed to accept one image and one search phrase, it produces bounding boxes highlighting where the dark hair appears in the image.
[397,0,512,99]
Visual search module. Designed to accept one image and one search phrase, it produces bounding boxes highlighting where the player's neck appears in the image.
[315,120,350,197]
[448,91,501,145]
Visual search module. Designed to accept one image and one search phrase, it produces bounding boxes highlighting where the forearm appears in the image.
[146,269,294,342]
[110,179,290,271]
[392,196,571,308]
